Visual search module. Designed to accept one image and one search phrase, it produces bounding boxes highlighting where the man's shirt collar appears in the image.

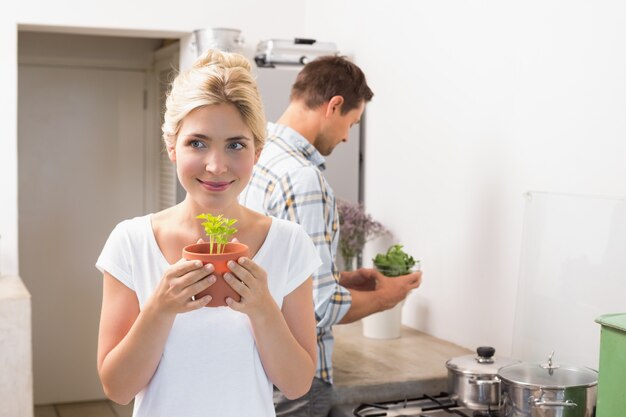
[267,122,327,171]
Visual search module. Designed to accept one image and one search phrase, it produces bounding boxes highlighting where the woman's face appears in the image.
[168,103,258,211]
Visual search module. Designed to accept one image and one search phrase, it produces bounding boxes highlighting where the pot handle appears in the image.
[529,396,577,408]
[468,376,500,385]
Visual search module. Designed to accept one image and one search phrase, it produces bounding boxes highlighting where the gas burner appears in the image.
[352,393,500,417]
[420,411,500,417]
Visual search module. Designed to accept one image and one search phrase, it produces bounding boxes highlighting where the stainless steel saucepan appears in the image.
[498,352,598,417]
[446,346,519,411]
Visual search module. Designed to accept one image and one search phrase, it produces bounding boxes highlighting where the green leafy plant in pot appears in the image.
[373,244,420,277]
[363,244,420,339]
[182,213,249,307]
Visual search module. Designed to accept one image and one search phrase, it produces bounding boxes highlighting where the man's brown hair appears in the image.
[290,56,374,115]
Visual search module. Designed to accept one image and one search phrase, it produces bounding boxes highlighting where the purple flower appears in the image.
[337,199,390,264]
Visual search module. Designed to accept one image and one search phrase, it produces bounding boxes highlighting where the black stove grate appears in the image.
[352,393,500,417]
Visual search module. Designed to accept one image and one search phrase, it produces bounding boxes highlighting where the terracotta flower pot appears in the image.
[182,242,250,307]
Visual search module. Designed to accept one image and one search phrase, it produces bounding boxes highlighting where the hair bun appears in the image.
[193,49,251,72]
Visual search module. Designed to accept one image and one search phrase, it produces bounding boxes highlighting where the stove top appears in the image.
[351,393,501,417]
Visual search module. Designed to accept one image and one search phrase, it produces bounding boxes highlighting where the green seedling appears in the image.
[196,213,238,254]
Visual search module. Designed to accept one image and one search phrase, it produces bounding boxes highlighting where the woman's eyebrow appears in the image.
[226,135,253,141]
[181,133,253,141]
[181,133,210,140]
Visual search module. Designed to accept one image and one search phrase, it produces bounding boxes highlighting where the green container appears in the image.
[595,313,626,417]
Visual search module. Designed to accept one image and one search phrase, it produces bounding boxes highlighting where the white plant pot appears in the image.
[362,301,404,339]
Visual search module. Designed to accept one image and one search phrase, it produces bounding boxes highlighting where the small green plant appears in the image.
[373,244,418,277]
[196,213,238,254]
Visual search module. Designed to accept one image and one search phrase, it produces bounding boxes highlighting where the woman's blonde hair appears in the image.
[162,49,266,151]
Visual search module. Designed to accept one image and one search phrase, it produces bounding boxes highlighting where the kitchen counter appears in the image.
[0,276,33,417]
[329,321,471,416]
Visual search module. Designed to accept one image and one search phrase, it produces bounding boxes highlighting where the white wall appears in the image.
[305,0,626,355]
[1,9,18,278]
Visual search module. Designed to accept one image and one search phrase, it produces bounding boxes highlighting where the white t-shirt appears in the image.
[96,214,321,417]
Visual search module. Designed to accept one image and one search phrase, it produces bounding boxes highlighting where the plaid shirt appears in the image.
[240,122,352,383]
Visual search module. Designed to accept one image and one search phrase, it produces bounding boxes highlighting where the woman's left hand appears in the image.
[223,257,276,317]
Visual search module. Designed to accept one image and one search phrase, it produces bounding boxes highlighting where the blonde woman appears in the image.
[96,49,320,417]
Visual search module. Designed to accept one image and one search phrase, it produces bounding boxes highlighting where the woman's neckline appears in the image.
[147,214,275,266]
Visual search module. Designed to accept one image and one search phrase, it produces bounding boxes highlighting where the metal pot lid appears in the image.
[497,352,598,388]
[446,346,519,375]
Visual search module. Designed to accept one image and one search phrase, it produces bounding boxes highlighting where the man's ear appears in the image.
[325,96,345,118]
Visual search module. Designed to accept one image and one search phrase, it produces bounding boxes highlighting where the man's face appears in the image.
[314,101,365,156]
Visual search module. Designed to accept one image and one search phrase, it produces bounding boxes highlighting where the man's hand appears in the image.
[375,268,422,310]
[338,268,377,291]
[338,267,423,318]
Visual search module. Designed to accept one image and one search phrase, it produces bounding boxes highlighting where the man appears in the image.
[240,56,422,416]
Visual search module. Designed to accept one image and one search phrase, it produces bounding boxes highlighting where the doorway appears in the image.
[17,31,167,404]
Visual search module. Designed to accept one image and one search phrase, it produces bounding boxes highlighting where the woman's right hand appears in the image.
[146,259,216,315]
[98,260,215,404]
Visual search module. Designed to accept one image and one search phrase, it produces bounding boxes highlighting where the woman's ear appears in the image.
[325,95,345,118]
[166,142,176,162]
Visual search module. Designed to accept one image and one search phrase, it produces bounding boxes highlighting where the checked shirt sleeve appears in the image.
[266,166,352,329]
